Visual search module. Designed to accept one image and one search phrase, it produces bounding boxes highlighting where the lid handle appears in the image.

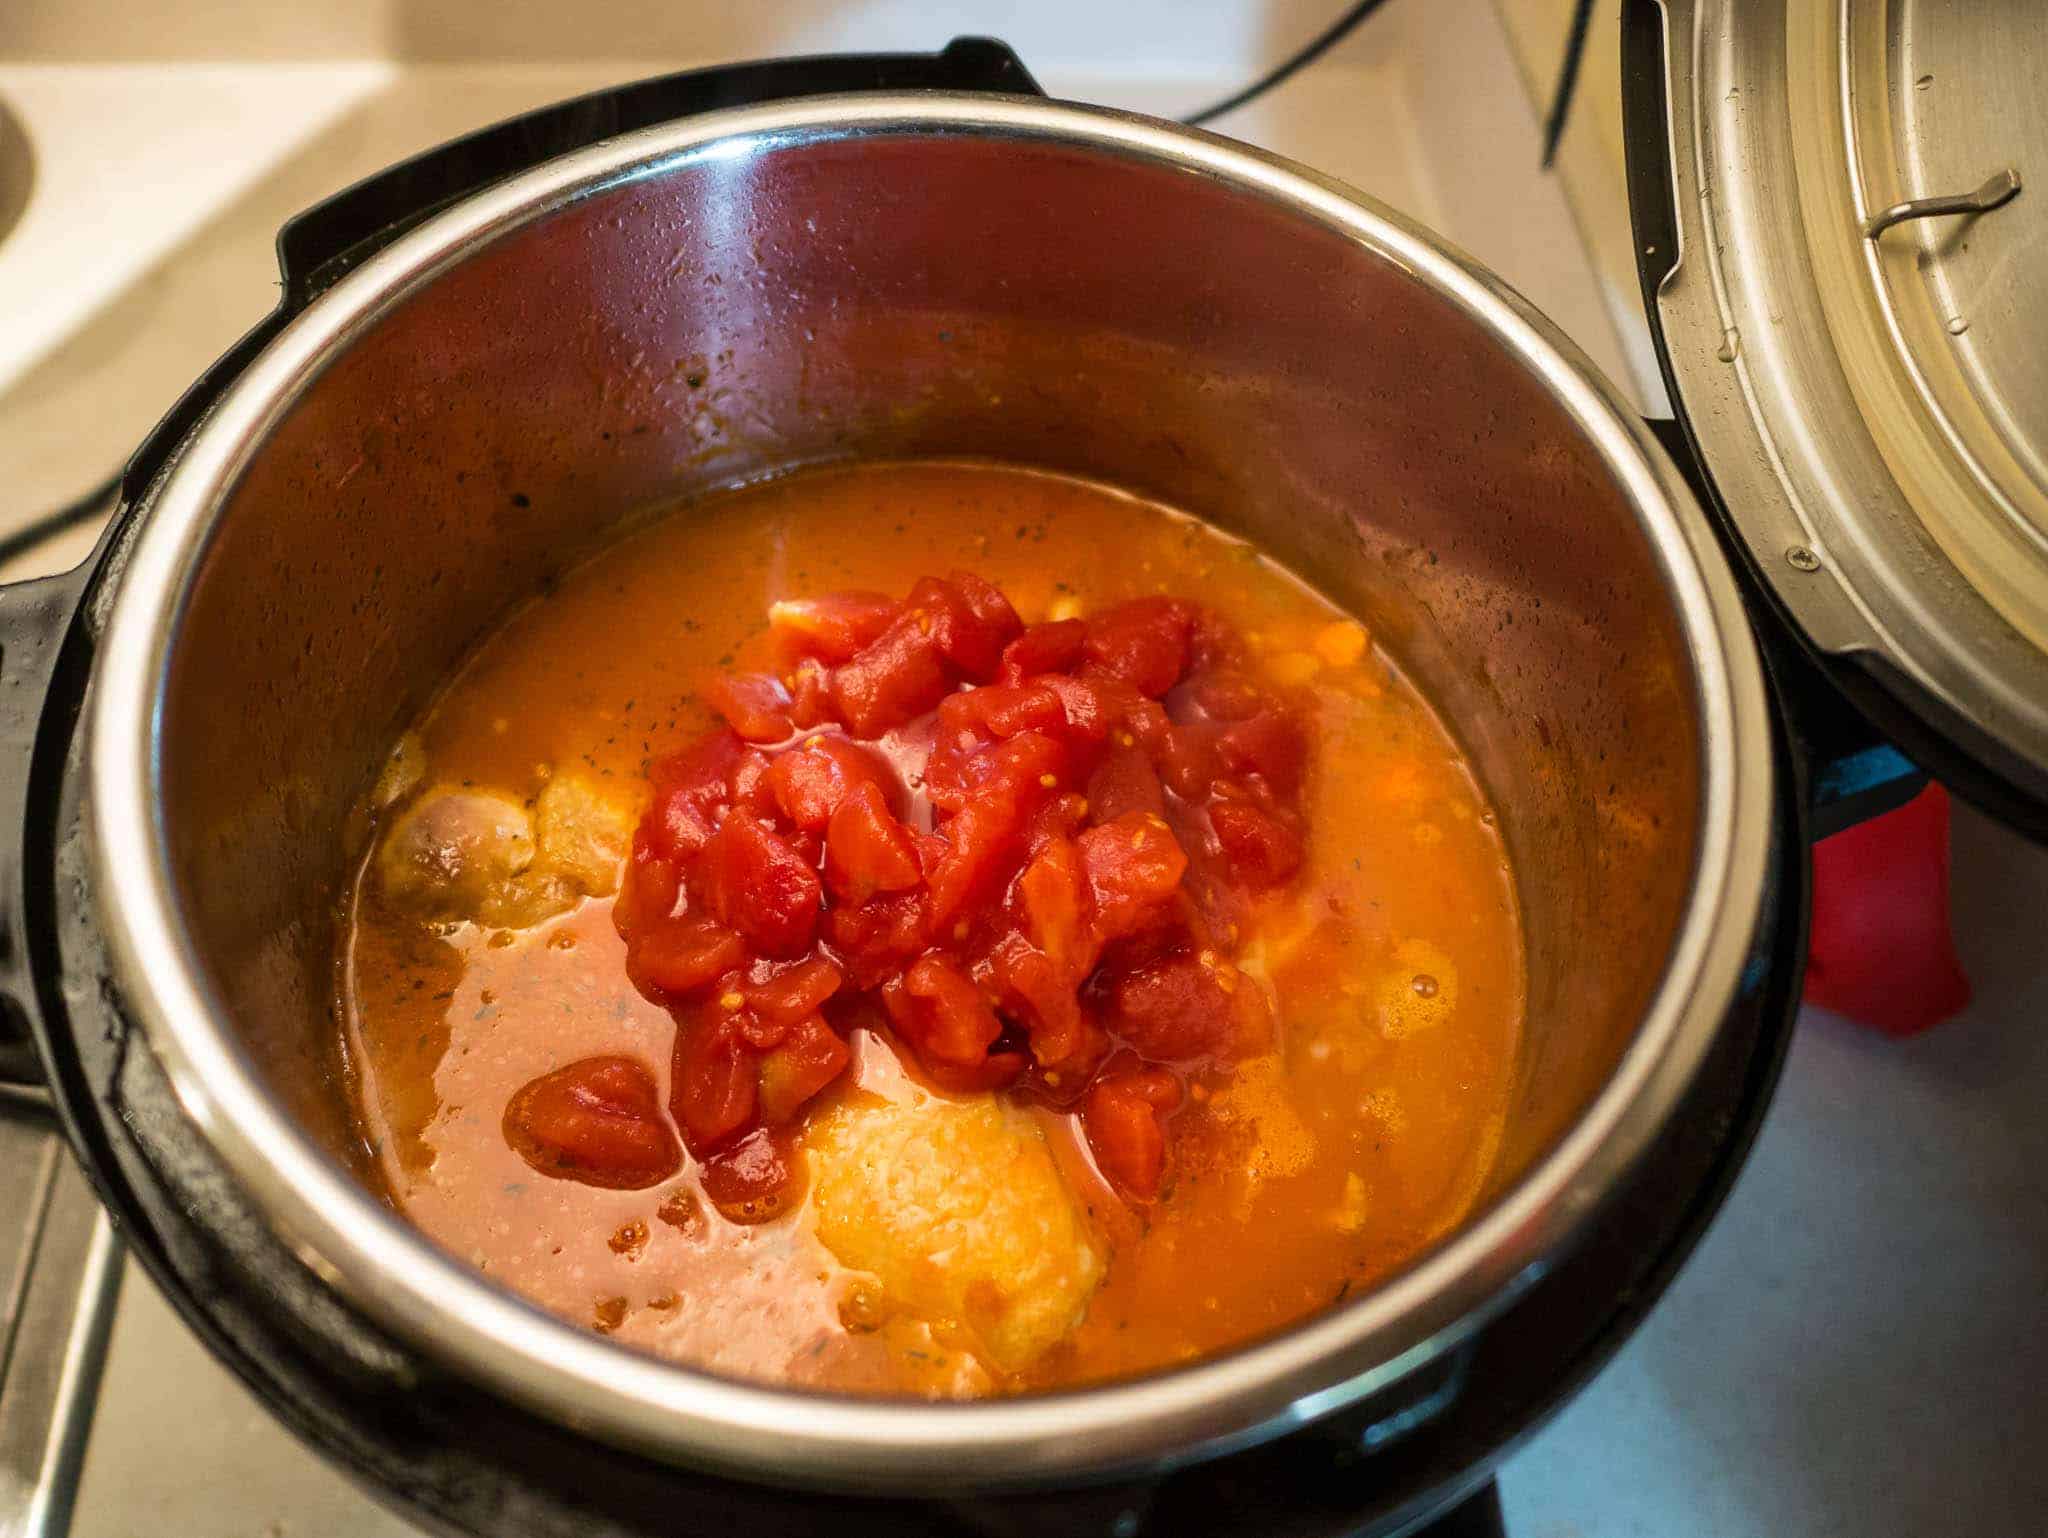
[1863,167,2022,239]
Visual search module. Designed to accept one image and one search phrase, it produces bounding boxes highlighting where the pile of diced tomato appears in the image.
[507,571,1312,1214]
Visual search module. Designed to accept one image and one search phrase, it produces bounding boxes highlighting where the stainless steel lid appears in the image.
[1640,0,2048,814]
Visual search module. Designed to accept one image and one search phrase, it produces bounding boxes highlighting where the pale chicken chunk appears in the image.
[376,788,538,925]
[375,773,635,928]
[806,1091,1103,1373]
[532,774,635,896]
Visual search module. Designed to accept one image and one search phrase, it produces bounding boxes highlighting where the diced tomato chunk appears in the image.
[1085,744,1167,825]
[699,1127,802,1223]
[603,566,1316,1208]
[923,731,1068,927]
[744,955,844,1027]
[1078,812,1188,941]
[755,1014,851,1124]
[1209,798,1304,887]
[1189,608,1248,673]
[703,814,821,956]
[1001,618,1087,680]
[830,615,950,737]
[644,729,746,860]
[770,592,900,663]
[824,780,924,905]
[503,1056,681,1190]
[736,1004,791,1052]
[650,727,745,801]
[1038,673,1112,740]
[949,569,1023,648]
[1083,598,1194,697]
[1219,708,1308,796]
[614,845,681,935]
[728,748,777,819]
[1122,695,1172,754]
[625,916,744,998]
[671,1009,756,1153]
[821,889,928,989]
[1017,834,1089,973]
[918,1048,1028,1094]
[1101,945,1267,1062]
[884,955,1003,1068]
[704,672,794,743]
[1082,1062,1184,1201]
[787,660,836,728]
[767,734,893,829]
[938,681,1065,739]
[1176,669,1267,723]
[1157,721,1224,801]
[902,572,1019,682]
[987,934,1104,1075]
[925,796,1024,933]
[987,729,1071,795]
[1024,790,1090,857]
[921,722,989,814]
[912,829,949,880]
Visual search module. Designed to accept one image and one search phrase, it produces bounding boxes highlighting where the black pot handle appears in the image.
[120,38,1043,506]
[0,564,91,1089]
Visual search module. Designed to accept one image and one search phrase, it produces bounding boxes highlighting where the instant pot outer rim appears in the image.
[83,92,1774,1492]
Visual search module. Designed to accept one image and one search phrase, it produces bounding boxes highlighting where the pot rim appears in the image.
[85,92,1774,1490]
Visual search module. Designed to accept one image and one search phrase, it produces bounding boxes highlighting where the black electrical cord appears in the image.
[1179,0,1396,126]
[0,467,121,571]
[1181,0,1587,174]
[1540,0,1596,166]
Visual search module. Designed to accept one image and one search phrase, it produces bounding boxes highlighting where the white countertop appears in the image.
[4,6,2043,1533]
[1505,797,2048,1536]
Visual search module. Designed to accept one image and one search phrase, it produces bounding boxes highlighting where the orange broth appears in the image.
[339,461,1523,1396]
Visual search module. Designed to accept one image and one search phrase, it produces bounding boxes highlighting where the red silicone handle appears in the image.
[1803,783,1971,1035]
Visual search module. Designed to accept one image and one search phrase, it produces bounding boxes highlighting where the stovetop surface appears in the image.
[3,4,2046,1535]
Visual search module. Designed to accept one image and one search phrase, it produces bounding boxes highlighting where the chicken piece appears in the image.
[376,788,538,925]
[806,1090,1103,1373]
[376,774,636,928]
[533,774,635,897]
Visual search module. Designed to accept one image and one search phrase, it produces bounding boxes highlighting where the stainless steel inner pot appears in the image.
[86,95,1772,1488]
